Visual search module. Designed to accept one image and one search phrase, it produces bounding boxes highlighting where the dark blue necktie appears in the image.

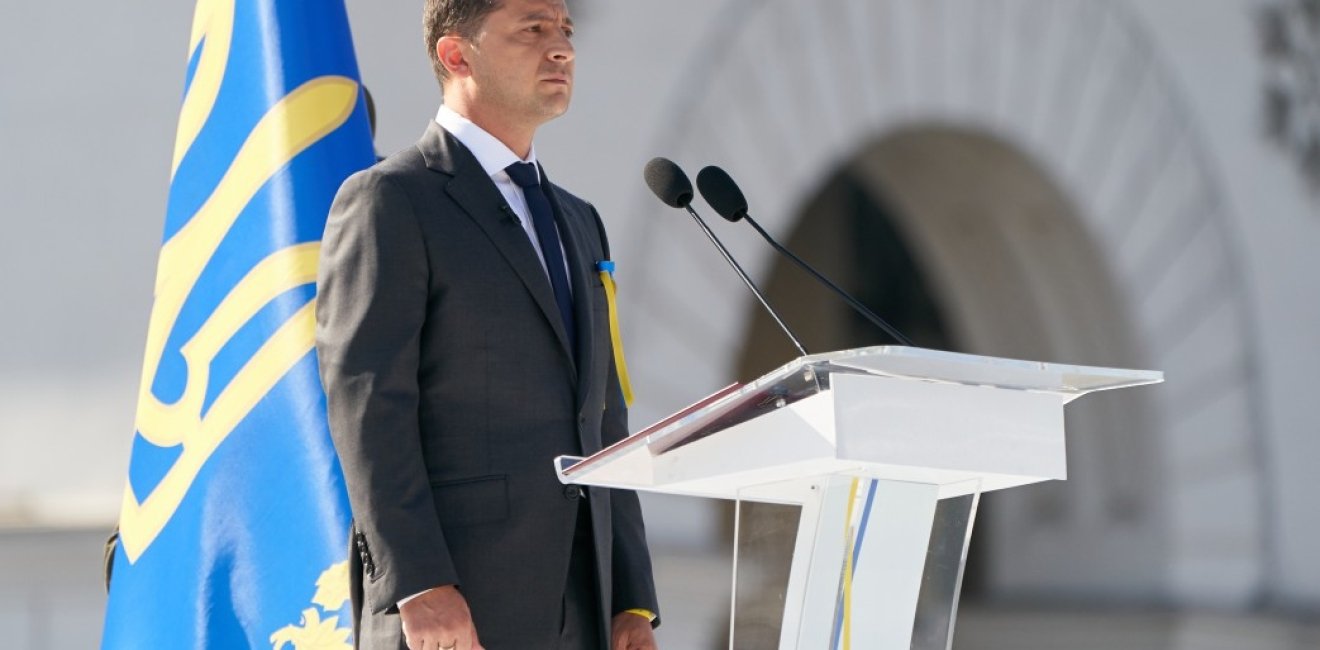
[505,162,576,353]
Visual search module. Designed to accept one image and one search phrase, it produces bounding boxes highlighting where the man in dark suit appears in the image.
[315,1,659,649]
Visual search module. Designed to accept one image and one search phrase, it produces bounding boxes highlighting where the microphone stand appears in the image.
[683,205,809,357]
[742,215,912,347]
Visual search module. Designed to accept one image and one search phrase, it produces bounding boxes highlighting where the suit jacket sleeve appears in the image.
[593,207,662,625]
[316,169,460,613]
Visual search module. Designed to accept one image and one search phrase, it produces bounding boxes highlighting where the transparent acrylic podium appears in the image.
[555,346,1162,650]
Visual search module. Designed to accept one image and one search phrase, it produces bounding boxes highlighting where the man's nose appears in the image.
[548,32,574,62]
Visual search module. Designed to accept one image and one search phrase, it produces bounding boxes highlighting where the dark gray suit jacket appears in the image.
[315,122,658,649]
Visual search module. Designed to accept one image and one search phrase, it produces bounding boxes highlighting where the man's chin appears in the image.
[538,97,572,121]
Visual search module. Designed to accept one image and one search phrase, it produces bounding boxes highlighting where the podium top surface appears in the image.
[556,347,1162,491]
[813,346,1163,393]
[634,346,1161,452]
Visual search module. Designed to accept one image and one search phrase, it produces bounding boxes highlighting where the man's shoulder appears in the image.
[336,146,430,200]
[366,145,429,183]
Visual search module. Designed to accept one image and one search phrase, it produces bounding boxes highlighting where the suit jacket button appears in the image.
[564,485,582,500]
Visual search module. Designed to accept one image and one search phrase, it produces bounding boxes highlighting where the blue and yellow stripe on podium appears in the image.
[832,478,880,650]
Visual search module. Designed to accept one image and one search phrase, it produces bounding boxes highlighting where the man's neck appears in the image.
[442,97,535,159]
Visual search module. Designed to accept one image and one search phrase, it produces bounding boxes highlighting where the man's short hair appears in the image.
[424,0,503,84]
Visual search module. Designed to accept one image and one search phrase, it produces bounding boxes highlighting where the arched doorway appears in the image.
[735,126,1164,603]
[623,5,1272,644]
[623,0,1267,611]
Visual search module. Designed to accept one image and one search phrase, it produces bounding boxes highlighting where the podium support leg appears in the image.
[775,477,940,649]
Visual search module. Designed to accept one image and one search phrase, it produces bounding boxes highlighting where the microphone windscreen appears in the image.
[644,157,694,208]
[696,166,748,222]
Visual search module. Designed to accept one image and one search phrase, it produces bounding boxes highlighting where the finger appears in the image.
[466,622,483,650]
[624,631,655,650]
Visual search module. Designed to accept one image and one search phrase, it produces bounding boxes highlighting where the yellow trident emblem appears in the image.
[117,0,359,563]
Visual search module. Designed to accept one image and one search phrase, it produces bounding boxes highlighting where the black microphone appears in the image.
[696,165,913,347]
[498,203,521,226]
[643,157,809,357]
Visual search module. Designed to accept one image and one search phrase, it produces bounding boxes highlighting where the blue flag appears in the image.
[102,0,375,647]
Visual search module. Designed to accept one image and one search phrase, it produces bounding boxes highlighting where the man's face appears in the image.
[465,0,575,129]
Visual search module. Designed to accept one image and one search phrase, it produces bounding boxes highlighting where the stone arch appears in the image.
[621,0,1268,606]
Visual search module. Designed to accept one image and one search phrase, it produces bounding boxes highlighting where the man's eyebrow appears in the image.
[520,11,573,26]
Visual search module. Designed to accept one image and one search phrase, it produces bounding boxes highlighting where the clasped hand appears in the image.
[399,585,483,650]
[399,585,659,650]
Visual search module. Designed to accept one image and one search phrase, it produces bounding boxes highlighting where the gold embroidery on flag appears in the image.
[270,561,353,650]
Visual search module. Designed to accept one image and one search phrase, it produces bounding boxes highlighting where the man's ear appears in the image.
[436,35,472,78]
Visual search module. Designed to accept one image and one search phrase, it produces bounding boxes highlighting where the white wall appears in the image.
[1126,0,1320,607]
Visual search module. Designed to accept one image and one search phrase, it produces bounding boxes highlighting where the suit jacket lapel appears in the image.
[542,167,595,411]
[416,123,577,374]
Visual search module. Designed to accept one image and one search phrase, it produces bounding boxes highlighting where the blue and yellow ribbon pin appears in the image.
[596,260,634,407]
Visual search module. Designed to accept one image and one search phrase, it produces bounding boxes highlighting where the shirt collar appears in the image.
[435,104,537,178]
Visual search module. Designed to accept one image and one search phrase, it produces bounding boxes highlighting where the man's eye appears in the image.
[563,27,575,38]
[526,24,542,33]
